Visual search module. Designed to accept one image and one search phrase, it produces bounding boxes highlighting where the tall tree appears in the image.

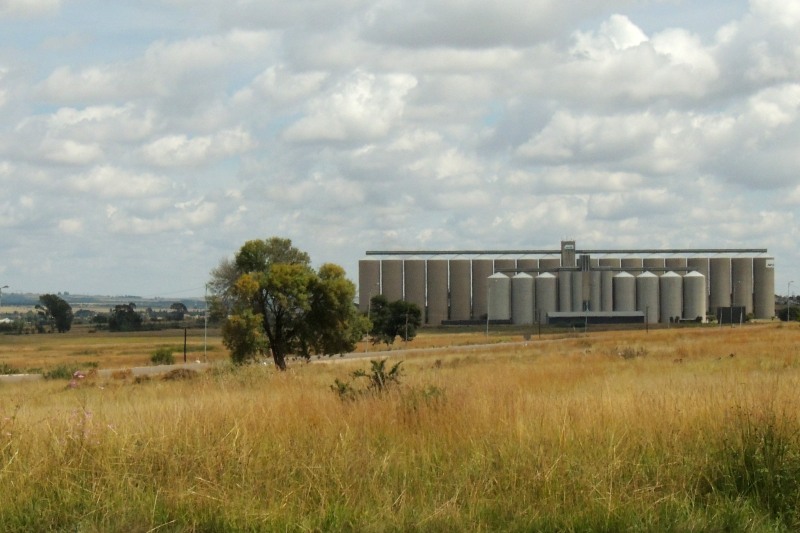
[369,295,422,345]
[37,294,74,333]
[213,237,365,370]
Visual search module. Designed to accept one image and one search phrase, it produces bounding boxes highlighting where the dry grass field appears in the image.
[1,322,799,531]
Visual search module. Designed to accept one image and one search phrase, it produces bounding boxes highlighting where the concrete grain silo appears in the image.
[539,257,561,273]
[358,260,381,313]
[449,260,471,321]
[511,273,534,325]
[426,260,448,325]
[709,258,732,313]
[731,258,754,315]
[666,257,688,272]
[535,273,557,324]
[621,258,643,275]
[471,259,493,319]
[659,271,682,323]
[494,258,517,274]
[599,258,621,312]
[687,257,710,310]
[571,270,584,311]
[643,258,665,272]
[559,271,572,312]
[683,271,707,322]
[589,269,602,311]
[753,257,775,319]
[637,272,659,323]
[613,272,636,312]
[403,260,426,314]
[488,273,511,321]
[381,260,404,302]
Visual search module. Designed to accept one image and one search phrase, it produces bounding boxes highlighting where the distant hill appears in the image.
[1,293,206,310]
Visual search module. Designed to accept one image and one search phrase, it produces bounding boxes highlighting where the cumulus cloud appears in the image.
[283,70,417,142]
[0,0,60,17]
[69,166,170,198]
[141,128,256,166]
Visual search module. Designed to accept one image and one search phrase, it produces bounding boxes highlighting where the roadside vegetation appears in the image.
[1,323,799,530]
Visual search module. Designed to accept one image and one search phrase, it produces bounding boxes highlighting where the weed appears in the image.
[617,345,647,359]
[150,347,175,365]
[0,363,18,375]
[43,365,78,380]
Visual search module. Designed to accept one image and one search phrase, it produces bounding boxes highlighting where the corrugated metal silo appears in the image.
[613,272,636,312]
[449,259,471,321]
[659,271,682,323]
[471,259,493,319]
[403,260,426,314]
[709,258,732,313]
[381,260,404,302]
[731,258,754,315]
[643,258,665,272]
[753,257,775,319]
[683,271,707,322]
[535,273,557,323]
[666,257,687,272]
[517,259,538,311]
[571,271,584,311]
[599,258,620,312]
[512,273,534,325]
[426,260,448,325]
[559,270,572,312]
[637,272,659,323]
[621,257,643,275]
[488,273,511,320]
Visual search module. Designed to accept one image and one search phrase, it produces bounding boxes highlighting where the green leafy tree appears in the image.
[169,302,188,321]
[369,295,422,345]
[108,303,142,332]
[211,237,364,370]
[37,294,74,333]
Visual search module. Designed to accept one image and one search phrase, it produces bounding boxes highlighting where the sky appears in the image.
[0,0,798,298]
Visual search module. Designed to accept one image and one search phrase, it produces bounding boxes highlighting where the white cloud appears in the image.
[0,0,60,17]
[69,166,169,198]
[283,70,417,142]
[141,128,256,167]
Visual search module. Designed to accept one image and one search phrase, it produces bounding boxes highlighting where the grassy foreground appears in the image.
[1,324,800,531]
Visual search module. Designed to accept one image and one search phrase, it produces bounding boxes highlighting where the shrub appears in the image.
[0,363,18,375]
[150,347,175,365]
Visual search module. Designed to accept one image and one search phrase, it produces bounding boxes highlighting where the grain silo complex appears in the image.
[359,241,775,326]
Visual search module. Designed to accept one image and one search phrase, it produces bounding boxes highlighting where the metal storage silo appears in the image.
[683,271,707,322]
[517,259,538,313]
[571,271,584,311]
[621,258,643,275]
[358,260,381,313]
[471,259,493,319]
[613,272,636,312]
[687,257,710,310]
[599,258,620,312]
[637,272,659,323]
[644,258,665,273]
[488,273,511,321]
[666,257,687,272]
[559,270,572,312]
[381,260,403,302]
[512,273,534,325]
[659,271,682,324]
[449,259,471,321]
[403,260,426,314]
[709,258,731,313]
[732,258,754,315]
[753,257,775,319]
[426,260,448,325]
[535,273,557,324]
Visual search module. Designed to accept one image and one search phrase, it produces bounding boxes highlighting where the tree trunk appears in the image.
[272,349,287,371]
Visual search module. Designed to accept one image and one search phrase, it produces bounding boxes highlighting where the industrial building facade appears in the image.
[358,241,775,325]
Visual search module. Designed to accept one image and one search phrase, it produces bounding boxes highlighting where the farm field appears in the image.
[1,322,799,531]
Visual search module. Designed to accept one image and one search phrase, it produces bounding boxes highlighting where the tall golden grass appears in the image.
[1,322,799,531]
